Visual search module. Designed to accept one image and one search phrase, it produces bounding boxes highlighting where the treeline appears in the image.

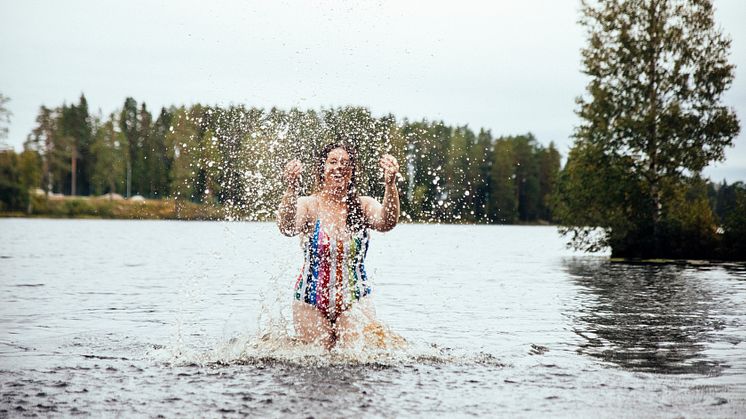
[1,95,562,224]
[2,95,744,250]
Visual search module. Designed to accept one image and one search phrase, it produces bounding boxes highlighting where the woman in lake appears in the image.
[277,142,400,350]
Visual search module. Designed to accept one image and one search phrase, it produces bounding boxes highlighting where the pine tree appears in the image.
[489,138,517,223]
[119,97,139,197]
[26,106,68,195]
[537,141,561,221]
[90,113,126,196]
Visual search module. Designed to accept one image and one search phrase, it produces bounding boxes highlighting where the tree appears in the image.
[18,149,42,197]
[0,148,40,212]
[58,95,93,195]
[407,121,451,222]
[119,97,140,197]
[557,0,740,257]
[720,182,746,259]
[444,126,469,221]
[489,138,517,223]
[469,129,493,222]
[90,113,126,195]
[166,106,202,208]
[145,108,174,198]
[26,106,69,195]
[537,141,561,221]
[135,103,153,196]
[512,134,540,221]
[0,151,26,211]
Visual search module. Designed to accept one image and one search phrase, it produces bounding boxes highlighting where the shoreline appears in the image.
[1,194,557,225]
[0,211,555,226]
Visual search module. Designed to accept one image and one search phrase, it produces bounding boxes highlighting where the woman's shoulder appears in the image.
[359,196,381,209]
[297,195,319,215]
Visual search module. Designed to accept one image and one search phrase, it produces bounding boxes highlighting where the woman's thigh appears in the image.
[335,298,406,349]
[292,300,334,349]
[334,298,376,347]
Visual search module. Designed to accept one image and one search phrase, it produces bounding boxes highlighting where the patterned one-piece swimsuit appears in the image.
[293,219,371,321]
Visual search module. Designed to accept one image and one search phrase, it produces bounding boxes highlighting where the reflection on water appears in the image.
[565,258,741,375]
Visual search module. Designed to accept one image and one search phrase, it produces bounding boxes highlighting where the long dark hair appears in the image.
[315,142,366,232]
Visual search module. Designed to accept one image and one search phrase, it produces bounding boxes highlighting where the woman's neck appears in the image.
[317,189,348,233]
[319,187,347,204]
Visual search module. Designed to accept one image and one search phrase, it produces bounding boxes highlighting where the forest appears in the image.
[1,95,562,224]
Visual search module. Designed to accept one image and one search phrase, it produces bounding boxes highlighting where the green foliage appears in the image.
[657,180,719,259]
[513,135,540,221]
[61,198,98,217]
[469,129,493,221]
[0,149,41,212]
[25,106,64,194]
[558,0,741,259]
[17,150,41,195]
[90,114,127,195]
[718,182,746,259]
[22,193,220,220]
[119,97,140,197]
[146,108,175,198]
[59,95,93,195]
[14,96,566,224]
[0,151,28,211]
[165,106,201,206]
[489,138,516,223]
[537,142,561,221]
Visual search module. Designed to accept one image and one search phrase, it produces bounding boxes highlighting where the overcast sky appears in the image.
[2,0,744,181]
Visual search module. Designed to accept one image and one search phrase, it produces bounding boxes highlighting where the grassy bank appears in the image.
[0,194,223,220]
[3,194,558,224]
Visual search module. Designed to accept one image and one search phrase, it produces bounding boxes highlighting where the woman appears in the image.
[277,142,400,350]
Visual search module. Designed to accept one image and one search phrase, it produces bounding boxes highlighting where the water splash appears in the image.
[158,105,535,369]
[151,324,504,369]
[164,105,542,225]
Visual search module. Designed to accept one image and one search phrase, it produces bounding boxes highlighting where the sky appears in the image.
[1,0,745,181]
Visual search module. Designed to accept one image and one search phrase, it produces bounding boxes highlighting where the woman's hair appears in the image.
[315,142,366,232]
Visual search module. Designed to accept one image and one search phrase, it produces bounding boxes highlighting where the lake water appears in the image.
[1,219,745,418]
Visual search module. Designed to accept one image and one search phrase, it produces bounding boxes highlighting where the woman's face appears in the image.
[322,148,353,190]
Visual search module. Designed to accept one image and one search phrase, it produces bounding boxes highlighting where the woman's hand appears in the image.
[379,154,399,186]
[278,159,305,236]
[362,154,401,232]
[283,159,302,188]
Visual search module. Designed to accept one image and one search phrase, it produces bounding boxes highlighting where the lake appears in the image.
[1,219,745,417]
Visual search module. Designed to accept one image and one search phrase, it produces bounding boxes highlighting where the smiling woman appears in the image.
[277,141,402,350]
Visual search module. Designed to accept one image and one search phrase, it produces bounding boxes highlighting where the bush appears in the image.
[658,197,719,260]
[721,187,746,260]
[0,179,28,212]
[63,198,98,217]
[0,151,29,212]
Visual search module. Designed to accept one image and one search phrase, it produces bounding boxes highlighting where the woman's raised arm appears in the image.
[277,159,309,236]
[363,154,400,232]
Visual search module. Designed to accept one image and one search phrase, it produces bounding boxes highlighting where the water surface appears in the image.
[1,219,745,417]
